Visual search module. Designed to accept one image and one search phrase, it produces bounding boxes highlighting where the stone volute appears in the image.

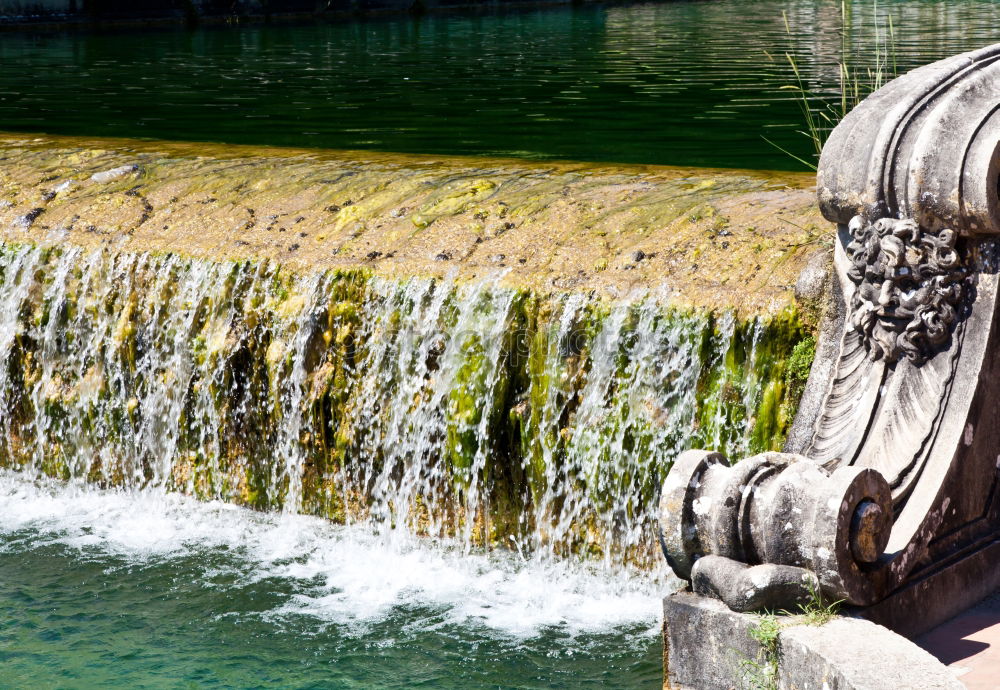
[659,44,1000,634]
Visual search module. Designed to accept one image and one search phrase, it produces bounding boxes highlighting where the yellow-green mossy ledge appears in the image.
[0,134,825,315]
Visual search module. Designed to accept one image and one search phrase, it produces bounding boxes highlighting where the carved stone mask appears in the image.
[845,216,968,365]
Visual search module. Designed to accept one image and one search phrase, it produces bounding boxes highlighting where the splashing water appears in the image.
[0,470,660,637]
[0,470,666,688]
[0,242,806,570]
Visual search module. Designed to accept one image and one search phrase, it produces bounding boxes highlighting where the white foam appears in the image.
[0,471,668,639]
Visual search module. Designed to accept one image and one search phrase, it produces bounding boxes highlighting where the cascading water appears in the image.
[0,240,811,686]
[0,241,807,568]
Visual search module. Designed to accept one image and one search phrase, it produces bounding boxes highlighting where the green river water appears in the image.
[0,475,661,688]
[3,0,1000,169]
[1,1,999,688]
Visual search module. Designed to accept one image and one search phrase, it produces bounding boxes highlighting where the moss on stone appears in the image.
[0,132,824,316]
[0,135,828,566]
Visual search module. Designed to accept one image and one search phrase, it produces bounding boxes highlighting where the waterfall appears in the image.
[0,242,807,569]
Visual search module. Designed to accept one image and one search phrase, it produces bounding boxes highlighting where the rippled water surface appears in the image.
[0,473,664,688]
[2,0,999,169]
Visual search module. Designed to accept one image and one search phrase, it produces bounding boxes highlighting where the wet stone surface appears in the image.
[0,133,826,316]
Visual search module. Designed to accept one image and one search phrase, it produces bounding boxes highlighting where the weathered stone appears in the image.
[90,163,140,184]
[663,593,764,690]
[793,247,830,306]
[691,555,818,613]
[779,618,964,690]
[663,592,964,690]
[658,449,892,605]
[661,40,1000,623]
[0,134,824,316]
[660,40,1000,689]
[844,215,969,365]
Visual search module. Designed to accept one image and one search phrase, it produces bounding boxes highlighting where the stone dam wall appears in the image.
[0,134,826,568]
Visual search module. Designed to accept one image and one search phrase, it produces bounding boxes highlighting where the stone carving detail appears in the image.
[659,450,892,609]
[845,215,968,365]
[661,42,1000,633]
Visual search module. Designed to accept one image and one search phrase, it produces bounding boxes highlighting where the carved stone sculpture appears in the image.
[845,215,969,365]
[659,43,1000,637]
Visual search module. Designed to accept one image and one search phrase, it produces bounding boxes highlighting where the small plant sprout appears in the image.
[792,577,844,627]
[738,612,782,690]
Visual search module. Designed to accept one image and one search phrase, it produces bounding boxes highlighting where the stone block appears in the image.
[663,592,964,690]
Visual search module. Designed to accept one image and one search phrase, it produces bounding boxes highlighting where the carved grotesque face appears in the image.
[846,216,967,365]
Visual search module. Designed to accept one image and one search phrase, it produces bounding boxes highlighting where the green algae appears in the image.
[0,134,825,318]
[0,241,816,565]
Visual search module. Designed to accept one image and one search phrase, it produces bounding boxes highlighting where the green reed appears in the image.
[766,0,898,169]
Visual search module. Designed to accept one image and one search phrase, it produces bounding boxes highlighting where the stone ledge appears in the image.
[0,133,825,316]
[663,592,963,690]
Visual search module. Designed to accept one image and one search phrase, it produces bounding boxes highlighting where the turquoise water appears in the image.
[2,0,1000,169]
[0,474,664,688]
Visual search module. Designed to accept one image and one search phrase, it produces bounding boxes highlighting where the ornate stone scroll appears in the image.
[659,44,1000,636]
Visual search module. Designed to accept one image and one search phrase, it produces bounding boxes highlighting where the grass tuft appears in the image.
[770,1,899,169]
